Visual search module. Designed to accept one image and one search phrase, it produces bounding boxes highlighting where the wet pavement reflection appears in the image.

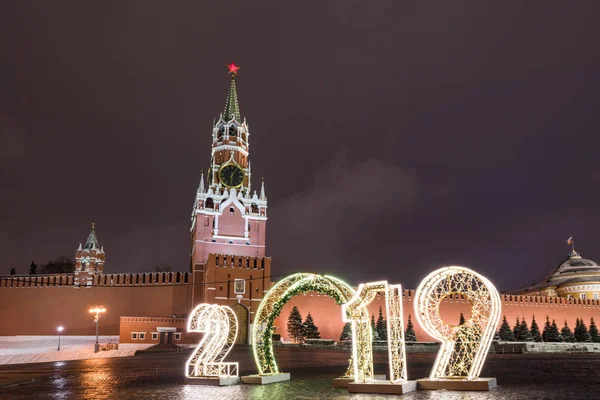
[1,347,598,399]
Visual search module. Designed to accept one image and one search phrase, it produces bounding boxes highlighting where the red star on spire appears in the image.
[227,63,240,75]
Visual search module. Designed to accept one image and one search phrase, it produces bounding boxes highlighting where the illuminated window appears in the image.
[175,333,182,340]
[594,293,598,300]
[580,293,586,300]
[152,333,158,340]
[567,294,574,299]
[131,333,138,340]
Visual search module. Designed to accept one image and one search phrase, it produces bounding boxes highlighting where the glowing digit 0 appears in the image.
[414,266,501,380]
[342,281,407,383]
[186,304,239,378]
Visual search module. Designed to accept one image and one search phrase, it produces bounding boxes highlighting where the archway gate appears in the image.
[251,273,370,376]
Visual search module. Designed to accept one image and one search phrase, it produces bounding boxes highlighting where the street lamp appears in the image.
[57,326,64,351]
[89,306,106,353]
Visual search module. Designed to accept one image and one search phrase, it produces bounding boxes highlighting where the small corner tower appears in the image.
[74,223,105,287]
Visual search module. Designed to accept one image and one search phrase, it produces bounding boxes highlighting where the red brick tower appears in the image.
[73,223,105,287]
[189,65,271,339]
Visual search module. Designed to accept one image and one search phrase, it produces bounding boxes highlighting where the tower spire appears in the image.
[223,63,241,122]
[198,170,205,193]
[260,177,266,201]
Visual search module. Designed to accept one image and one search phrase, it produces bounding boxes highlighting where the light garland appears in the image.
[251,273,358,375]
[186,303,239,378]
[414,266,501,380]
[342,281,407,384]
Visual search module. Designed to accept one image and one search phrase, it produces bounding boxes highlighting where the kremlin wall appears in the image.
[2,67,600,348]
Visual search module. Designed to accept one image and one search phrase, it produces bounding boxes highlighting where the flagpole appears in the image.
[572,235,575,252]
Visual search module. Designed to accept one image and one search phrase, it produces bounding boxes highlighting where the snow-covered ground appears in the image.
[0,336,153,365]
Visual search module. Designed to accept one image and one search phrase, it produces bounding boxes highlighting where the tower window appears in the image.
[251,203,259,214]
[230,207,235,215]
[229,125,237,136]
[205,198,214,209]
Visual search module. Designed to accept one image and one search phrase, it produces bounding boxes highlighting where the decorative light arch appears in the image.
[251,273,367,375]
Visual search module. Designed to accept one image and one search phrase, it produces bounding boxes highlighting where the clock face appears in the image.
[218,164,245,188]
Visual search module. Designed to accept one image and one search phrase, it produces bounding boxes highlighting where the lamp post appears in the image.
[57,326,64,351]
[89,306,106,353]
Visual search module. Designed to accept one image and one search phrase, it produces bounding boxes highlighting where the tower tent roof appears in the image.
[223,69,241,122]
[84,224,100,250]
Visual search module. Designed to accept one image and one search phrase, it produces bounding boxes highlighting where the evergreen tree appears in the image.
[530,315,543,342]
[29,261,37,275]
[561,320,575,342]
[589,317,600,343]
[405,314,417,342]
[498,315,515,341]
[512,317,521,340]
[376,306,387,340]
[303,313,321,339]
[340,322,352,341]
[287,306,304,343]
[546,319,562,342]
[9,267,16,275]
[542,316,552,342]
[574,318,592,342]
[459,312,466,325]
[518,318,533,342]
[371,314,379,340]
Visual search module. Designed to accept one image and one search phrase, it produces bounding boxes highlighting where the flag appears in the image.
[567,237,573,245]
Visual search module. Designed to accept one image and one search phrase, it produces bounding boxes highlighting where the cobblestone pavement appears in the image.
[1,347,600,399]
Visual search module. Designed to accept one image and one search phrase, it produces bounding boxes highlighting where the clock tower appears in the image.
[190,65,270,317]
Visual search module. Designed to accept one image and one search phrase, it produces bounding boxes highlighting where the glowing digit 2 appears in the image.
[186,303,239,378]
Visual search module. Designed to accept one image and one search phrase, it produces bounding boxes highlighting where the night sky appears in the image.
[1,2,600,291]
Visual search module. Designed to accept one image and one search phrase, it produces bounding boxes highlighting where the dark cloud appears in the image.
[1,2,599,291]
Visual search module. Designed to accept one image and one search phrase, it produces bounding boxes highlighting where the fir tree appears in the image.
[287,306,304,343]
[498,315,515,341]
[9,267,16,275]
[561,320,575,342]
[340,322,352,341]
[518,317,533,342]
[29,261,37,275]
[530,315,543,342]
[513,317,521,340]
[589,317,600,343]
[542,316,552,342]
[371,314,379,340]
[459,312,466,325]
[303,313,321,339]
[574,318,592,342]
[546,319,562,342]
[405,314,417,342]
[376,306,387,340]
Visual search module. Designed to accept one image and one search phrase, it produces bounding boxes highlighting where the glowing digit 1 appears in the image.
[342,281,407,383]
[414,266,501,380]
[186,304,239,378]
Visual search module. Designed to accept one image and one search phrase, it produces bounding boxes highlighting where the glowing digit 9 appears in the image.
[414,266,501,380]
[342,281,407,383]
[186,303,239,378]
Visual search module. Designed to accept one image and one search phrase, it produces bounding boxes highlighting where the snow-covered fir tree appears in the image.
[546,319,562,342]
[376,306,387,341]
[287,306,304,343]
[459,312,466,325]
[371,314,379,340]
[340,322,352,341]
[405,314,417,342]
[498,315,515,341]
[561,320,576,342]
[303,313,321,339]
[512,317,522,339]
[542,316,552,342]
[518,317,533,342]
[530,315,543,342]
[589,317,600,343]
[574,318,591,343]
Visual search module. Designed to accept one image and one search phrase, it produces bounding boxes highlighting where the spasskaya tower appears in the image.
[190,65,271,316]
